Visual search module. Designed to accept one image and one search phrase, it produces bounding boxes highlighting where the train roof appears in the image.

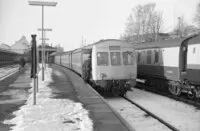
[84,39,127,48]
[187,34,200,45]
[133,38,186,50]
[50,39,131,56]
[134,34,200,50]
[76,39,127,50]
[64,39,128,53]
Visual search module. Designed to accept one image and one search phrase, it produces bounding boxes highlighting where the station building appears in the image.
[37,44,57,63]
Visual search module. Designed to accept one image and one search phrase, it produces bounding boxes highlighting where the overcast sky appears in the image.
[0,0,199,51]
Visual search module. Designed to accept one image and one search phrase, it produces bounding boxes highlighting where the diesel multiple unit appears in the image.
[50,39,137,96]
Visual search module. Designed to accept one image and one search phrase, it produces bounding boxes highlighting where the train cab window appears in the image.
[97,52,109,66]
[154,50,159,63]
[110,52,121,66]
[123,52,134,65]
[147,50,152,64]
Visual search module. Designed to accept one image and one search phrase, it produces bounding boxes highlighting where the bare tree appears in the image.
[122,3,164,43]
[194,1,200,28]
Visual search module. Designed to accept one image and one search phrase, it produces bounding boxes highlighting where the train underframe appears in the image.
[82,59,136,96]
[138,74,200,100]
[92,79,134,96]
[168,80,200,99]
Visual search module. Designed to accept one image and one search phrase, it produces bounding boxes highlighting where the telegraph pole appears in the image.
[178,17,181,37]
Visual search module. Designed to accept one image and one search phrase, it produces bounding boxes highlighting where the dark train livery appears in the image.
[50,39,137,96]
[135,34,200,99]
[0,48,21,67]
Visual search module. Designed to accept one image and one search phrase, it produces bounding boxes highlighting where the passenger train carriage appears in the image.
[135,34,200,99]
[50,39,137,96]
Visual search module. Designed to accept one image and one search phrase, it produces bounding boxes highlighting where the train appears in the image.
[49,39,137,96]
[0,48,21,67]
[135,34,200,99]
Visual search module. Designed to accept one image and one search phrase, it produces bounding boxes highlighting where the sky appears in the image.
[0,0,199,51]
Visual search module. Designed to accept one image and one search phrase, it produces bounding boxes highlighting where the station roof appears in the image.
[38,45,57,51]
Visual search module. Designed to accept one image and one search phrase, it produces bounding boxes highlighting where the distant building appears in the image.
[11,36,30,54]
[55,45,64,52]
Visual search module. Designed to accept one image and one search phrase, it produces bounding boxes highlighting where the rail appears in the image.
[123,96,180,131]
[0,65,19,81]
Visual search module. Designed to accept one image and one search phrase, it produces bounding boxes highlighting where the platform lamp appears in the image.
[38,28,52,69]
[28,1,57,81]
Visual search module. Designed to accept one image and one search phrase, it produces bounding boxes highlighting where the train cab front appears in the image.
[92,50,137,96]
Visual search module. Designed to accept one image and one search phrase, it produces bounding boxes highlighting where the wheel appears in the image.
[187,88,197,99]
[168,82,181,96]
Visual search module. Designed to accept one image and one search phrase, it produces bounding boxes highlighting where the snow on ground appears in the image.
[126,88,200,131]
[0,65,19,81]
[106,97,171,131]
[4,65,93,131]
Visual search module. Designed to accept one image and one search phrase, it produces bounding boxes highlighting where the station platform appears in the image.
[0,64,134,131]
[51,64,134,131]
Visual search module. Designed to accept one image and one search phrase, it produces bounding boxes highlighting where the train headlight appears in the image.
[130,73,136,79]
[100,73,107,79]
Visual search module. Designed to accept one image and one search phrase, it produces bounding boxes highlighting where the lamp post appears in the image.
[28,1,57,81]
[38,29,51,69]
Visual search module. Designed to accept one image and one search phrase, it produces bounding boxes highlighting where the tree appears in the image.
[122,3,164,43]
[194,1,200,28]
[173,16,187,37]
[173,16,199,38]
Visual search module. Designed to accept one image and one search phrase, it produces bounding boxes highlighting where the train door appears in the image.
[81,49,92,81]
[70,52,72,68]
[180,45,187,72]
[179,40,189,80]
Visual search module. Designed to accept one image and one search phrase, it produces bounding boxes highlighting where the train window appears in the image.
[123,52,134,65]
[147,50,152,64]
[193,47,196,53]
[154,50,159,63]
[110,52,121,66]
[137,52,141,63]
[109,46,120,50]
[97,52,109,66]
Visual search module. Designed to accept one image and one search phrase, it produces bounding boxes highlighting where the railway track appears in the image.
[136,82,200,108]
[122,96,179,131]
[0,65,19,81]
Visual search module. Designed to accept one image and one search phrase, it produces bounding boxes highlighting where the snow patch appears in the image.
[126,88,200,131]
[4,65,93,131]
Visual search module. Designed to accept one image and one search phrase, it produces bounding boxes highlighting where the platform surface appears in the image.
[50,64,134,131]
[0,64,134,131]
